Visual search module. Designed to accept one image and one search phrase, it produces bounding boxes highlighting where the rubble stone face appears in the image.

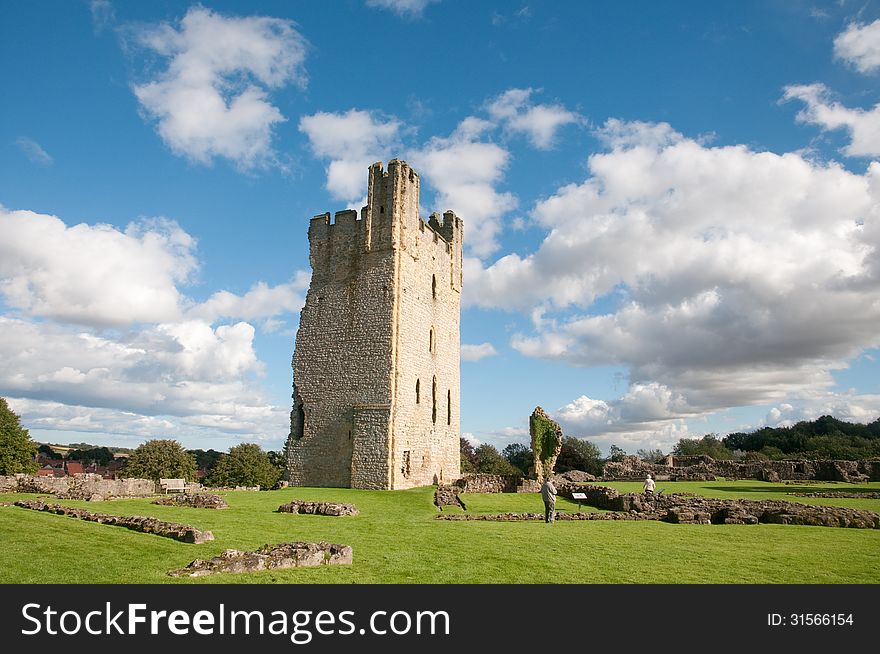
[434,485,467,511]
[153,494,229,509]
[13,500,214,542]
[168,542,353,577]
[287,160,463,489]
[0,473,157,499]
[454,473,521,493]
[276,500,359,516]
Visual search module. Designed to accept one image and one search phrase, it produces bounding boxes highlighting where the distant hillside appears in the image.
[37,442,135,456]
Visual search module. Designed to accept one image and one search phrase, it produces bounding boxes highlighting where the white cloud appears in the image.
[299,110,401,203]
[187,271,310,328]
[461,342,498,362]
[365,0,440,18]
[131,6,307,170]
[487,88,582,149]
[783,83,880,157]
[409,119,517,258]
[89,0,115,33]
[0,207,196,327]
[465,119,880,438]
[15,137,53,165]
[834,19,880,73]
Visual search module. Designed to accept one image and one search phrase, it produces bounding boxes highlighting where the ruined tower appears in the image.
[286,159,463,489]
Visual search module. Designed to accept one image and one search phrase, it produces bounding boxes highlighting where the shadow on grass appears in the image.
[710,485,879,495]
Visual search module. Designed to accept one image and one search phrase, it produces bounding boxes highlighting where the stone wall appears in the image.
[14,500,215,542]
[153,494,228,509]
[277,500,359,516]
[0,473,157,500]
[169,542,353,577]
[454,473,521,493]
[288,160,462,489]
[602,456,880,483]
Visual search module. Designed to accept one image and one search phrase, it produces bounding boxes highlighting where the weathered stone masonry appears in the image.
[287,160,462,489]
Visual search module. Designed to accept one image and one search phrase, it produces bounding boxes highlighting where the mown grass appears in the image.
[1,480,878,584]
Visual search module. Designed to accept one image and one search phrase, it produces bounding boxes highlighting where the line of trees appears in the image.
[461,435,608,477]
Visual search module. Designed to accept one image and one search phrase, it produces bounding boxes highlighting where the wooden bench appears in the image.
[159,478,186,494]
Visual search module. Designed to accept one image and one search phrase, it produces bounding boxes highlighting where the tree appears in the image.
[68,446,113,466]
[122,439,197,481]
[672,434,733,460]
[556,437,603,475]
[267,450,287,480]
[0,398,38,475]
[460,437,478,473]
[207,443,282,489]
[636,448,666,464]
[608,444,627,462]
[189,448,223,472]
[37,443,59,458]
[502,443,533,476]
[473,443,521,476]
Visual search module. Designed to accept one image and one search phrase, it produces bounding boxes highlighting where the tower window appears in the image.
[432,377,437,424]
[447,389,451,425]
[432,274,437,299]
[429,327,434,353]
[416,379,420,404]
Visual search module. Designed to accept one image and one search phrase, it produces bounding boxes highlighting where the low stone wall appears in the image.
[14,500,215,543]
[434,485,467,511]
[436,512,650,521]
[553,484,879,529]
[454,473,521,493]
[169,542,353,577]
[0,473,157,500]
[277,501,359,516]
[153,494,229,509]
[602,456,880,483]
[788,491,880,499]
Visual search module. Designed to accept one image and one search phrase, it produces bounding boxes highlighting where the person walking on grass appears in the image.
[644,473,656,496]
[541,477,557,523]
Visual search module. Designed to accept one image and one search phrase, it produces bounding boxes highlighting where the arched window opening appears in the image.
[447,389,451,425]
[416,379,420,404]
[432,377,437,424]
[432,274,437,299]
[429,327,434,353]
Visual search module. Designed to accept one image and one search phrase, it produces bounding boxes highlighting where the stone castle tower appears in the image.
[286,159,463,489]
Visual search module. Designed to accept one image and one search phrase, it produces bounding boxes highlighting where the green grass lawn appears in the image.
[1,480,878,584]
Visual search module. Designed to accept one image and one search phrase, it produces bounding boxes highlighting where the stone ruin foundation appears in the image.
[435,484,879,529]
[14,499,215,543]
[1,473,158,500]
[153,494,229,509]
[169,542,353,577]
[434,485,467,511]
[277,500,359,516]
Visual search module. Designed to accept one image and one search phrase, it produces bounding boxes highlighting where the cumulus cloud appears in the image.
[299,110,401,203]
[764,392,880,427]
[187,271,310,328]
[487,88,582,149]
[0,205,307,445]
[466,119,880,437]
[834,19,880,74]
[365,0,440,18]
[460,342,498,362]
[15,137,53,165]
[131,6,307,170]
[0,207,196,327]
[409,119,517,258]
[783,83,880,157]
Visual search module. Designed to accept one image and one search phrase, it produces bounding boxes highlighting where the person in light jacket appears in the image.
[540,477,557,523]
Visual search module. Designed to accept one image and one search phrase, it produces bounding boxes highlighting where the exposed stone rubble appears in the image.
[788,491,880,499]
[553,470,597,483]
[434,485,467,511]
[602,455,880,483]
[153,494,229,509]
[276,500,359,516]
[0,473,157,500]
[454,474,521,493]
[437,512,650,521]
[168,542,353,577]
[553,484,879,529]
[14,499,215,543]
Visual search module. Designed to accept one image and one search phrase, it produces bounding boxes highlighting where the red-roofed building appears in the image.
[65,461,84,475]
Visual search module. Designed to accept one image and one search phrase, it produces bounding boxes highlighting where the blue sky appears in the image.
[2,0,880,455]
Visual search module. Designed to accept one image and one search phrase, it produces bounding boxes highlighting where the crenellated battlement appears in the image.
[308,160,463,282]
